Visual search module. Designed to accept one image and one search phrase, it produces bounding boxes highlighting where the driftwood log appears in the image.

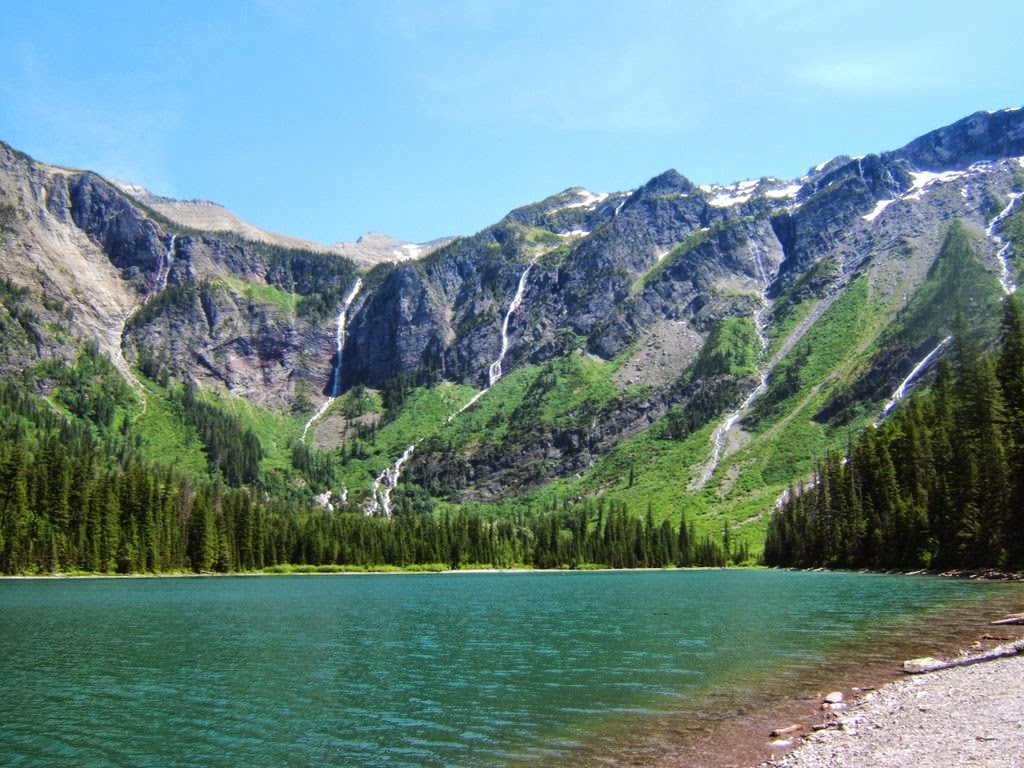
[990,614,1024,626]
[769,724,803,737]
[903,638,1024,674]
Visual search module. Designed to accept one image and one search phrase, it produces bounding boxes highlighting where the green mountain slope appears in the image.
[2,109,1024,573]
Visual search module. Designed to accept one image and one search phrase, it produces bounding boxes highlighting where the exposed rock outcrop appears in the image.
[2,107,1023,501]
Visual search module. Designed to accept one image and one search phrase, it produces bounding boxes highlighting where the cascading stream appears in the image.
[371,445,416,518]
[371,259,538,516]
[117,233,179,404]
[122,234,177,345]
[489,258,537,386]
[692,248,772,490]
[987,193,1022,295]
[301,278,363,443]
[155,234,177,293]
[877,336,953,421]
[448,257,539,421]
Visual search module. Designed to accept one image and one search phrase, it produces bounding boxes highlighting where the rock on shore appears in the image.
[764,653,1024,768]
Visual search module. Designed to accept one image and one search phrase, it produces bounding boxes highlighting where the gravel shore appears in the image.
[764,647,1024,768]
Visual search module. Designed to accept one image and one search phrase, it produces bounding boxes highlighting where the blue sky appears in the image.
[1,1,1021,244]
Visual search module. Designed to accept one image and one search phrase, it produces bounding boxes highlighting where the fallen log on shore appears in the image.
[902,638,1024,674]
[990,614,1024,626]
[769,724,802,737]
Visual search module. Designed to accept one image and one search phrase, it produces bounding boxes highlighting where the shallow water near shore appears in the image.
[1,570,1021,767]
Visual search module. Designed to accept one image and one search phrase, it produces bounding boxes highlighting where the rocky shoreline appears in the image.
[760,632,1024,768]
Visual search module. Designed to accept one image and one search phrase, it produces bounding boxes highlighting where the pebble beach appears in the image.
[763,644,1024,768]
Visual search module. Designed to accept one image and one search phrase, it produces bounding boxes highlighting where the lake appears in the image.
[2,570,1021,767]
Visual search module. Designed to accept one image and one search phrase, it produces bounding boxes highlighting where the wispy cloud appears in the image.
[387,2,712,135]
[420,49,701,135]
[0,43,182,193]
[796,48,949,93]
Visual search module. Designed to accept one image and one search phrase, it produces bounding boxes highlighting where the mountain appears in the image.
[110,180,452,267]
[1,107,1022,554]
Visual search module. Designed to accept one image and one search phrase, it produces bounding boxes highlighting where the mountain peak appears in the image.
[108,182,448,267]
[354,231,403,246]
[640,169,696,195]
[890,107,1024,171]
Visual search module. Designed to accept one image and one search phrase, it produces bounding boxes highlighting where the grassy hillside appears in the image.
[366,221,1007,557]
[2,200,1011,570]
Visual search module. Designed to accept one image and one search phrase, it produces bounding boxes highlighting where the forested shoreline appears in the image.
[764,296,1024,572]
[4,285,1022,576]
[0,376,741,574]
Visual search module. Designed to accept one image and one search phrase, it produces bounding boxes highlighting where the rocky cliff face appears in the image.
[111,180,452,268]
[1,108,1022,507]
[0,142,360,408]
[330,109,1024,502]
[336,110,1024,400]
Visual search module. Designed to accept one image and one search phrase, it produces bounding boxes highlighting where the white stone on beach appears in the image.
[903,657,945,674]
[765,652,1024,768]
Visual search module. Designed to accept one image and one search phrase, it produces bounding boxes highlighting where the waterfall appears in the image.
[329,279,363,396]
[694,342,769,490]
[877,336,953,421]
[369,260,539,515]
[371,445,416,518]
[155,234,177,293]
[446,258,538,423]
[116,233,180,401]
[489,259,537,386]
[692,247,772,490]
[450,387,487,421]
[301,278,363,442]
[987,193,1022,295]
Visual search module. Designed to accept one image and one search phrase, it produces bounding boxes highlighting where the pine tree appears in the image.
[998,294,1024,566]
[965,355,1009,566]
[0,445,32,573]
[187,494,216,572]
[676,509,692,567]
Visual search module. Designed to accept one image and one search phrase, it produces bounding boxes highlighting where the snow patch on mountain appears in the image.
[701,178,799,208]
[559,190,609,210]
[863,199,895,222]
[904,170,970,201]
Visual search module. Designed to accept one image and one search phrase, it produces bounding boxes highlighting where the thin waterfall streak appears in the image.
[450,387,488,421]
[370,260,538,515]
[693,249,772,490]
[371,445,416,518]
[301,278,363,443]
[155,234,176,294]
[878,336,953,421]
[489,259,537,387]
[330,279,363,397]
[987,193,1021,295]
[117,233,178,398]
[448,261,536,422]
[301,398,333,444]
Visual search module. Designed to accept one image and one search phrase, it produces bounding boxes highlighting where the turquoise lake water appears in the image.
[1,570,1021,767]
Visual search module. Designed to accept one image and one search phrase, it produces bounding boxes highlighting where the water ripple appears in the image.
[2,571,1020,767]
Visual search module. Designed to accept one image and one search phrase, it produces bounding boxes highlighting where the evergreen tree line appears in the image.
[36,341,135,430]
[765,297,1024,571]
[176,384,262,486]
[1,435,738,574]
[513,503,743,570]
[0,378,743,573]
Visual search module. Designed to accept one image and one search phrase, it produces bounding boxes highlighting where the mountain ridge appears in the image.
[1,108,1022,551]
[109,178,453,267]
